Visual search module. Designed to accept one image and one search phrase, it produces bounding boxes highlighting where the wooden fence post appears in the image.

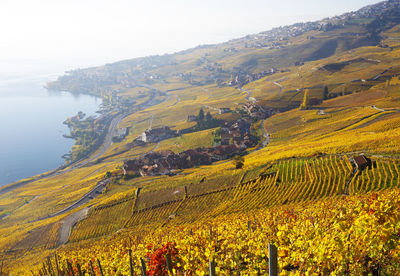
[89,260,95,275]
[97,259,104,276]
[165,254,173,275]
[209,258,216,276]
[66,260,74,276]
[268,243,278,276]
[47,256,54,276]
[77,263,83,276]
[42,262,48,276]
[140,258,147,276]
[129,249,134,276]
[54,254,60,276]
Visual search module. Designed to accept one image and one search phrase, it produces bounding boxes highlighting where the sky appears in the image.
[0,0,382,77]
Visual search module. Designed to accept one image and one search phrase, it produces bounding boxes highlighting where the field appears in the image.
[12,156,400,274]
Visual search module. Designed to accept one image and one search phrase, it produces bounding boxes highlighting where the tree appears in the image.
[299,89,310,110]
[233,155,245,169]
[323,86,329,100]
[198,108,205,121]
[105,171,112,178]
[205,111,212,122]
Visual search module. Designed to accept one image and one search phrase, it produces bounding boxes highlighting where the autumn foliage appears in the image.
[147,242,179,276]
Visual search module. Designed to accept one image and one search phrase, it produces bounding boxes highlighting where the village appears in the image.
[123,106,264,177]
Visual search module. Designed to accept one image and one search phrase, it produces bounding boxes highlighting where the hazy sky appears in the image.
[0,0,382,76]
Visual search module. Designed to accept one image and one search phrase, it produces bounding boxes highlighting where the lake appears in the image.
[0,74,101,187]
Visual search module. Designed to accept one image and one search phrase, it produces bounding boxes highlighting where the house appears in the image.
[137,132,148,143]
[187,115,197,122]
[123,149,212,177]
[211,144,240,160]
[136,126,179,143]
[241,103,274,120]
[219,108,231,114]
[353,155,371,171]
[112,127,129,142]
[220,133,231,145]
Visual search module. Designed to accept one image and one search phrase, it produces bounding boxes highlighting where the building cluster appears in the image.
[216,118,259,148]
[241,103,276,120]
[135,126,179,144]
[228,69,277,87]
[123,144,243,177]
[112,127,129,143]
[124,118,260,177]
[240,1,399,51]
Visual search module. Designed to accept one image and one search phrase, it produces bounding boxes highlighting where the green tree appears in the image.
[198,108,205,121]
[233,155,245,169]
[205,111,212,122]
[323,86,329,100]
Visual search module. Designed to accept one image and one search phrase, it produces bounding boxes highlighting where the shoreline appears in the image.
[0,76,103,191]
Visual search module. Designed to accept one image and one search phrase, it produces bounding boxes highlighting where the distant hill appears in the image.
[47,0,400,97]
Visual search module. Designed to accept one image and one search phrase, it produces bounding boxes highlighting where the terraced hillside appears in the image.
[65,155,399,241]
[1,1,400,274]
[9,155,400,274]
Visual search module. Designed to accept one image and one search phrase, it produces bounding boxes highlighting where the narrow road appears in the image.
[273,82,283,93]
[371,105,386,112]
[238,87,257,102]
[266,77,283,93]
[142,142,160,156]
[1,195,39,220]
[70,113,126,169]
[57,207,90,246]
[172,95,181,106]
[262,125,270,148]
[255,119,270,151]
[148,115,154,130]
[372,67,392,81]
[49,179,109,218]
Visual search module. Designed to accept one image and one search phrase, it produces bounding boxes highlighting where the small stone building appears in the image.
[353,155,371,171]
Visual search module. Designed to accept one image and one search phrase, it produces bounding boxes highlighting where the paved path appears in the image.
[170,95,181,106]
[48,179,109,219]
[69,113,126,170]
[57,207,90,246]
[273,82,283,93]
[261,121,270,148]
[238,87,257,102]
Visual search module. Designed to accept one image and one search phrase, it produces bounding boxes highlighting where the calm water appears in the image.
[0,74,101,187]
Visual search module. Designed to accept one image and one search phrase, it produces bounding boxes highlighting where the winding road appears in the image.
[238,87,257,102]
[57,207,90,246]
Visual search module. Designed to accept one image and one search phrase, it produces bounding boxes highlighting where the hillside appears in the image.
[1,1,400,274]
